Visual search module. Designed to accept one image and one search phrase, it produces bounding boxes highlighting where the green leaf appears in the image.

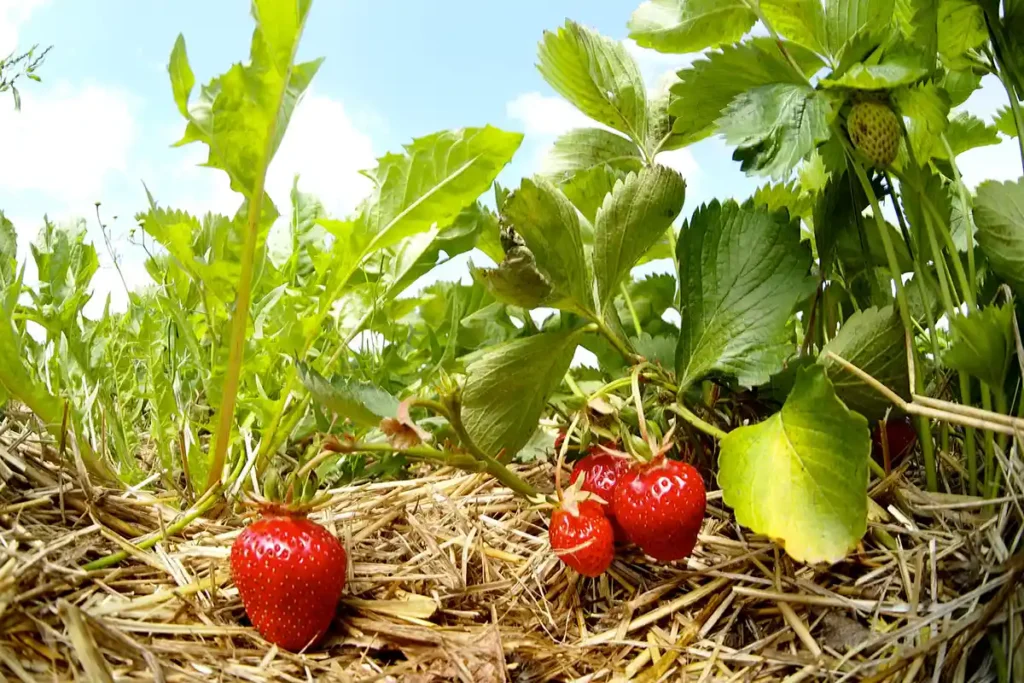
[761,0,830,56]
[360,126,523,252]
[995,107,1019,138]
[894,81,951,163]
[669,38,825,147]
[894,0,938,64]
[167,35,194,119]
[820,305,910,421]
[718,84,832,179]
[503,178,594,314]
[820,58,928,89]
[676,200,815,389]
[470,248,554,309]
[594,165,686,310]
[461,330,582,460]
[627,0,758,54]
[560,164,625,226]
[173,0,320,199]
[943,305,1014,388]
[541,128,643,183]
[537,21,649,145]
[974,178,1024,291]
[937,0,988,65]
[942,68,982,107]
[751,181,815,221]
[297,363,399,429]
[0,212,16,288]
[826,0,896,56]
[719,364,870,563]
[938,112,1000,158]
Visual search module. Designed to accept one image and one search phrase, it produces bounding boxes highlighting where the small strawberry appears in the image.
[612,456,706,562]
[549,496,615,577]
[871,415,917,472]
[231,504,348,651]
[570,447,631,542]
[847,98,901,169]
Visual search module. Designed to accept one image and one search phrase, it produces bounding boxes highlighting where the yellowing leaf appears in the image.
[719,365,870,564]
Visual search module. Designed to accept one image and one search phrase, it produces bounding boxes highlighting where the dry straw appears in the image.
[0,413,1021,681]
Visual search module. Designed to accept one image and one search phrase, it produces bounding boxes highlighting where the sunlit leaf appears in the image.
[974,178,1024,291]
[298,363,399,429]
[541,128,643,183]
[628,0,757,54]
[719,364,870,563]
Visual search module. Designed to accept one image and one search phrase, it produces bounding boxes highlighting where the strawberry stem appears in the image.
[667,403,727,441]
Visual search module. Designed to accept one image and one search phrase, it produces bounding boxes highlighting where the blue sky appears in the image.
[1,0,1021,318]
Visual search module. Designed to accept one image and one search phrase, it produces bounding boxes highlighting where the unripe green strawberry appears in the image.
[847,99,901,169]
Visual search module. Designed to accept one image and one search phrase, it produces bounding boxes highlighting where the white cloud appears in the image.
[0,0,48,54]
[506,91,599,137]
[0,81,137,205]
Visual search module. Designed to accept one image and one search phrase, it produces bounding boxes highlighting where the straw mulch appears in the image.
[1,417,1022,682]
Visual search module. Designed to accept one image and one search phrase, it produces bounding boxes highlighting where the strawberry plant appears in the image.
[2,0,1024,673]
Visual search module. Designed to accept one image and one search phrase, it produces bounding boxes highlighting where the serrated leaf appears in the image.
[541,128,643,183]
[167,35,194,119]
[297,363,399,429]
[820,59,928,88]
[943,305,1014,388]
[938,0,988,65]
[676,200,815,390]
[820,305,910,420]
[594,165,686,310]
[938,112,1000,158]
[633,333,677,367]
[942,68,982,107]
[761,0,830,56]
[669,38,825,148]
[627,0,757,54]
[461,330,582,460]
[0,213,16,288]
[503,178,594,314]
[538,21,649,145]
[894,0,938,64]
[719,364,870,563]
[173,0,320,199]
[995,107,1019,138]
[361,126,523,252]
[894,81,951,163]
[718,84,832,180]
[974,178,1024,291]
[826,0,896,56]
[470,249,554,309]
[560,164,624,225]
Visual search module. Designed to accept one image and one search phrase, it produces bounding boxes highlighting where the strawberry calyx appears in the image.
[557,473,607,517]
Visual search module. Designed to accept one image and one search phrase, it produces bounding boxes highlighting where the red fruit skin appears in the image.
[872,417,917,467]
[230,514,348,651]
[549,500,615,577]
[612,458,706,562]
[570,451,632,542]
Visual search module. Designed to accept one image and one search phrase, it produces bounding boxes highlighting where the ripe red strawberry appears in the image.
[549,498,615,577]
[570,448,632,542]
[612,457,706,562]
[871,415,917,470]
[231,507,348,651]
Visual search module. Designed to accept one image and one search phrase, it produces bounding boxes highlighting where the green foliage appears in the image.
[675,200,815,390]
[825,0,895,57]
[974,178,1024,292]
[627,0,757,54]
[460,330,583,460]
[541,128,644,183]
[820,306,910,421]
[719,365,870,563]
[537,21,649,146]
[668,39,824,148]
[593,165,686,310]
[944,305,1015,389]
[761,0,829,57]
[719,84,832,179]
[298,364,399,428]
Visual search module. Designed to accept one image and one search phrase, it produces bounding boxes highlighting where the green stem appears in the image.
[620,282,643,338]
[667,403,728,441]
[939,135,978,297]
[988,388,1009,499]
[595,317,642,365]
[843,142,938,490]
[980,385,997,498]
[354,441,541,500]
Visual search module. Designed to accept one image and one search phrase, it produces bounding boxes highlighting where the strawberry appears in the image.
[231,506,348,651]
[549,498,615,577]
[871,415,917,471]
[612,456,706,562]
[847,98,901,169]
[570,448,631,542]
